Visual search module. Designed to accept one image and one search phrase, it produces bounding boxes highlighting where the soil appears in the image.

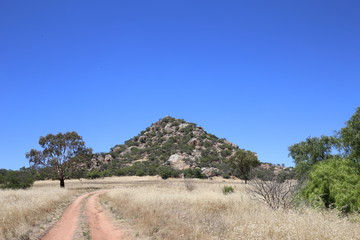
[41,191,125,240]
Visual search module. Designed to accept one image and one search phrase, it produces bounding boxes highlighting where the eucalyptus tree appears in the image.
[26,131,92,188]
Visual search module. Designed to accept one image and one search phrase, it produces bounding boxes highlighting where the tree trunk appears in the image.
[244,176,248,184]
[60,178,65,188]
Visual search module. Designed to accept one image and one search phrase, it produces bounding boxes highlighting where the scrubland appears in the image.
[1,176,359,240]
[100,178,360,240]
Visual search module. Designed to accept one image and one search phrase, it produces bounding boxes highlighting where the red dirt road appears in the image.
[42,191,124,240]
[86,191,124,240]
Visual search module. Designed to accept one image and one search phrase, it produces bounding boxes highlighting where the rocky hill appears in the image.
[92,116,254,177]
[91,116,294,179]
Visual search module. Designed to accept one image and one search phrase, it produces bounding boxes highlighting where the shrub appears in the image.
[1,170,35,189]
[109,151,118,159]
[136,169,145,176]
[222,173,230,179]
[222,185,234,195]
[247,178,296,209]
[158,166,179,179]
[86,170,102,179]
[221,149,232,157]
[115,168,127,176]
[100,170,112,178]
[182,168,205,179]
[125,140,137,147]
[301,158,360,213]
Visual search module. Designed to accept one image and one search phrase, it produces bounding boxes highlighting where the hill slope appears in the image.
[92,116,253,177]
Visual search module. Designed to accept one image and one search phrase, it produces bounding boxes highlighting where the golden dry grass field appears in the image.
[1,176,359,240]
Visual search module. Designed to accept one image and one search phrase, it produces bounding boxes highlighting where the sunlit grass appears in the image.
[101,179,360,240]
[0,187,77,240]
[2,176,359,240]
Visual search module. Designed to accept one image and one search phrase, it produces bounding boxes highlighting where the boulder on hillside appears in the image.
[167,154,191,170]
[201,167,219,177]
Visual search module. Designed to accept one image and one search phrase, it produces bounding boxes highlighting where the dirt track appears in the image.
[42,191,124,240]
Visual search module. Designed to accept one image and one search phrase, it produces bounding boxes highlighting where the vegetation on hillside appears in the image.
[92,116,292,181]
[107,116,239,167]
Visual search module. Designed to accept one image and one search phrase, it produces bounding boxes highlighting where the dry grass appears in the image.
[2,176,359,240]
[0,187,77,240]
[100,178,360,240]
[0,176,163,240]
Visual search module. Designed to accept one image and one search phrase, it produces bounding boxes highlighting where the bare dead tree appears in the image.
[247,178,298,210]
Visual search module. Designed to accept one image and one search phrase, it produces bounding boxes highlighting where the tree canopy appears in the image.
[26,132,92,188]
[228,149,260,183]
[339,106,360,162]
[288,135,339,177]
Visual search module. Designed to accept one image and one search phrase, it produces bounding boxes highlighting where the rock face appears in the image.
[201,167,219,177]
[168,154,190,170]
[90,154,113,170]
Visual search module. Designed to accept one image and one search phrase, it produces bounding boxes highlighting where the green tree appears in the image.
[1,168,35,189]
[301,158,360,213]
[288,136,339,178]
[228,149,260,184]
[339,107,360,162]
[26,132,92,188]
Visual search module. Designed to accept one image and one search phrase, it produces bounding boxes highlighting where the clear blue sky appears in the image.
[1,1,359,170]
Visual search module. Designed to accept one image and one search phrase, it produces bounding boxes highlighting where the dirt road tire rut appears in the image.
[41,191,124,240]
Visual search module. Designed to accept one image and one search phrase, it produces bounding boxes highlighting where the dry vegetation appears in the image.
[100,178,360,240]
[1,176,359,240]
[0,187,77,240]
[0,176,169,240]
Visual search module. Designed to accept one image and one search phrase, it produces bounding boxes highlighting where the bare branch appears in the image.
[247,178,298,210]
